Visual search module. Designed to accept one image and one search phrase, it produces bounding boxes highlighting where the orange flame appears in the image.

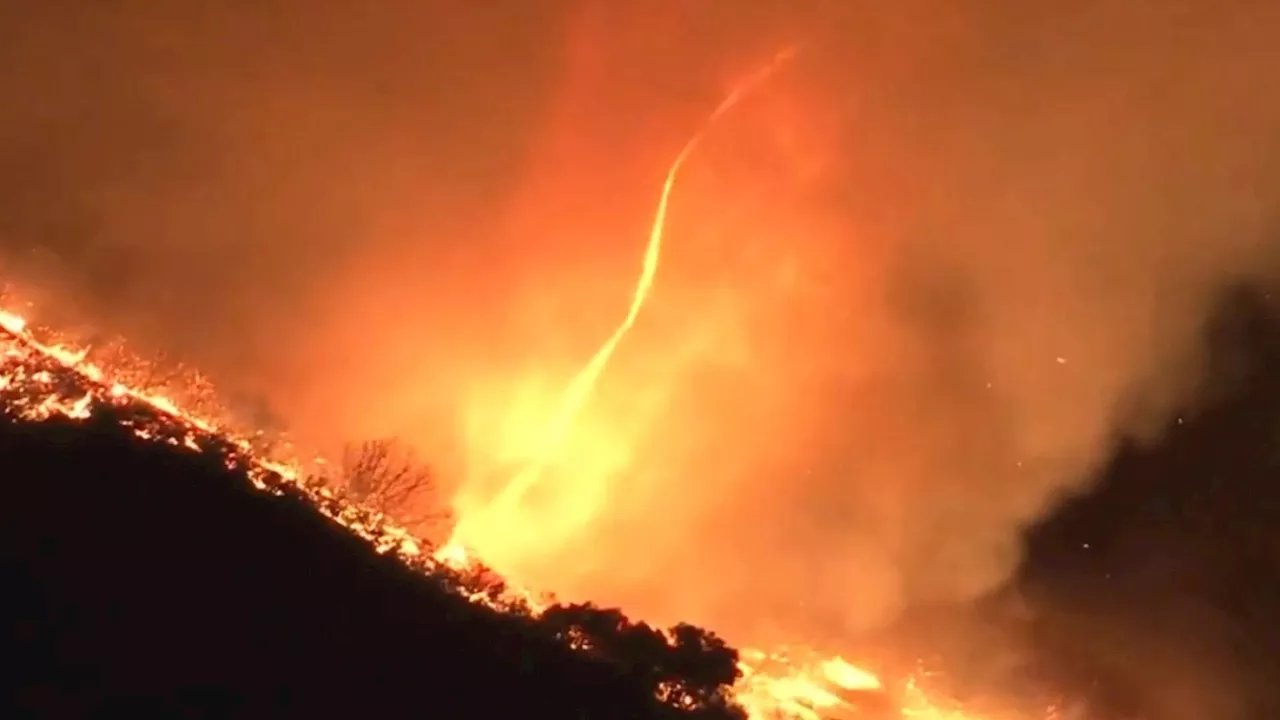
[1,298,1064,720]
[0,39,1069,713]
[450,47,799,549]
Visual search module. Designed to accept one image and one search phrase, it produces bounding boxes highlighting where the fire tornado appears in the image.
[448,47,799,552]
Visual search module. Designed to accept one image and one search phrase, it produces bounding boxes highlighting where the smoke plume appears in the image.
[2,0,1280,657]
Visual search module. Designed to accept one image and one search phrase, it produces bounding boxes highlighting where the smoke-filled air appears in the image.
[3,0,1280,678]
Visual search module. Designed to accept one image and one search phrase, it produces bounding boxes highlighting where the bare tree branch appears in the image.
[340,439,450,533]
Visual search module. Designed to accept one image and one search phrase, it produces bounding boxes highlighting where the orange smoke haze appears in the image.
[3,0,1280,668]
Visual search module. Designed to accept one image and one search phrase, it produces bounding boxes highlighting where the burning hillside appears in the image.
[6,4,1277,715]
[0,38,1062,715]
[1,298,1066,718]
[0,47,1068,719]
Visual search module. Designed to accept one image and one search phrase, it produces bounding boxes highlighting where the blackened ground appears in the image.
[0,412,738,719]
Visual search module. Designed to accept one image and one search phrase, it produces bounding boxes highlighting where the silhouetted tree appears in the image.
[339,439,450,533]
[666,624,741,697]
[540,603,745,717]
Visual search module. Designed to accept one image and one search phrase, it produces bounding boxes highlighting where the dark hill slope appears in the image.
[0,410,739,719]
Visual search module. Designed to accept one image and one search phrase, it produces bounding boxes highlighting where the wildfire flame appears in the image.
[449,48,799,548]
[0,299,1069,718]
[0,48,1073,718]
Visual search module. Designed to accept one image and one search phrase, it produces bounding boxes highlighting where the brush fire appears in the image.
[0,44,1082,719]
[3,3,1276,716]
[0,299,1067,719]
